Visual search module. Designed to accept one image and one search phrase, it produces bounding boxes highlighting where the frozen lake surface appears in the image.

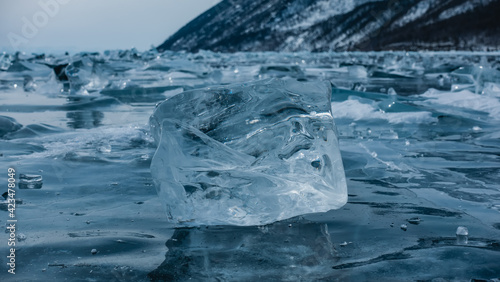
[0,50,499,281]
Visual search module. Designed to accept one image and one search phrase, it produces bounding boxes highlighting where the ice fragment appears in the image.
[150,78,347,226]
[456,226,468,244]
[19,174,43,189]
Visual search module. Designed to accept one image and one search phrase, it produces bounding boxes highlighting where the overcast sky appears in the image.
[0,0,221,53]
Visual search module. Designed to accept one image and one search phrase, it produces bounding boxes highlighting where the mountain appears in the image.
[157,0,500,52]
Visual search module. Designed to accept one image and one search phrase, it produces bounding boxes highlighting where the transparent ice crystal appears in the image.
[150,78,347,226]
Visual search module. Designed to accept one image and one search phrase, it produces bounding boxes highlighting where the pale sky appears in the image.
[0,0,221,53]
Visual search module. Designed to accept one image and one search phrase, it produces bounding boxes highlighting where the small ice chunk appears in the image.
[340,241,352,247]
[456,226,468,235]
[16,233,27,241]
[150,78,347,226]
[97,144,112,153]
[450,65,500,94]
[0,53,12,71]
[456,226,468,244]
[19,174,43,189]
[407,217,421,225]
[0,116,22,137]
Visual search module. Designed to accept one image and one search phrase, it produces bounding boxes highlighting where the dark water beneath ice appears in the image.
[0,50,499,281]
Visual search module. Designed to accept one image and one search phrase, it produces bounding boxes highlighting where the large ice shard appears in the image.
[150,78,347,226]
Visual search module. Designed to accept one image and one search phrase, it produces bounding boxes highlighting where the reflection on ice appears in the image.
[150,221,336,281]
[149,199,500,281]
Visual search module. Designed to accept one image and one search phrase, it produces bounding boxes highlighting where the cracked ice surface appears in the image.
[150,78,347,226]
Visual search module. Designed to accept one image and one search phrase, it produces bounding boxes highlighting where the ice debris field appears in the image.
[0,50,499,280]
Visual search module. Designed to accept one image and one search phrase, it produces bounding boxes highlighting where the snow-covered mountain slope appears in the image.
[157,0,500,52]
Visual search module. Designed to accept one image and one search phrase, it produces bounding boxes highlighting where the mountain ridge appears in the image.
[157,0,500,52]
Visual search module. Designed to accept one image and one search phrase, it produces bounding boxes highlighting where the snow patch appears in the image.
[331,99,435,124]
